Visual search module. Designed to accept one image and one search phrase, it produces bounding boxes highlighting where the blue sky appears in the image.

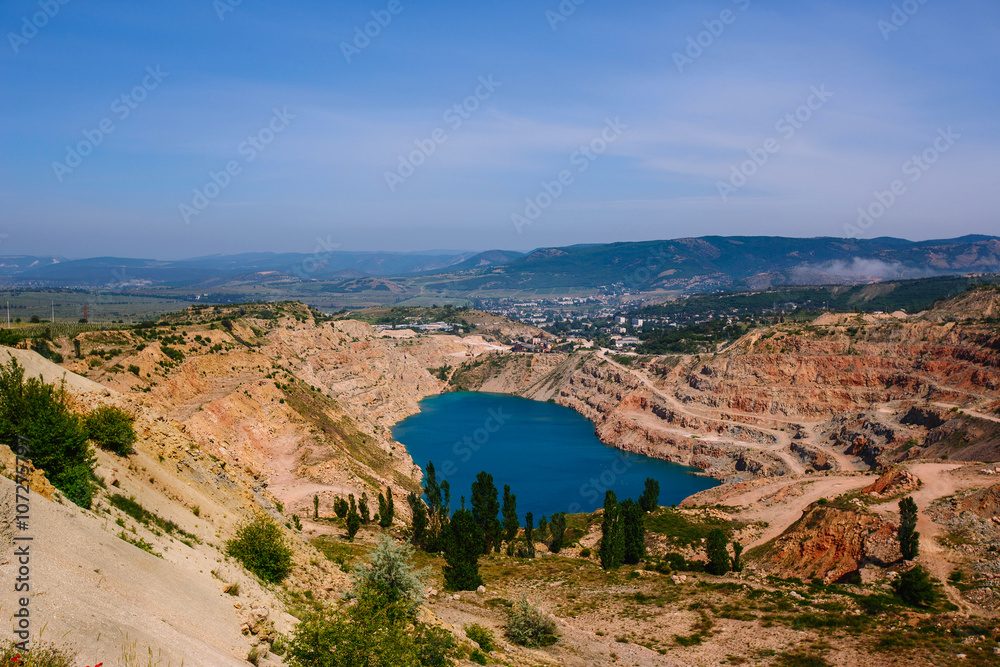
[0,0,997,258]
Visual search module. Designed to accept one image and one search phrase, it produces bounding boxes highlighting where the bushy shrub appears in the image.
[289,590,458,667]
[84,405,137,455]
[503,598,558,648]
[893,565,937,607]
[348,537,427,620]
[226,514,294,583]
[0,358,95,508]
[0,639,75,666]
[465,623,495,652]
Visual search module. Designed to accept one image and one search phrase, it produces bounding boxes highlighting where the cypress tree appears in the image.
[898,496,920,560]
[599,491,624,570]
[620,498,645,565]
[378,492,387,525]
[470,471,502,554]
[501,484,519,545]
[443,508,483,591]
[349,493,357,517]
[313,493,319,520]
[639,478,660,513]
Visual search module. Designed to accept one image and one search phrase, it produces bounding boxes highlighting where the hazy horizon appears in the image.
[2,0,997,259]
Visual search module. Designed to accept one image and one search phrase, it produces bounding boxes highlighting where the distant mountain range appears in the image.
[2,236,998,293]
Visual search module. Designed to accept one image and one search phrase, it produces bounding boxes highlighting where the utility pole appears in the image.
[51,300,55,323]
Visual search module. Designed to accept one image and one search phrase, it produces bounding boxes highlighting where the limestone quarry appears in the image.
[1,291,999,666]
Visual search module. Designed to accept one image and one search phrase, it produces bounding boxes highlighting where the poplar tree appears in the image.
[599,491,624,570]
[549,512,567,554]
[639,478,660,512]
[620,498,645,564]
[898,496,920,560]
[523,511,535,558]
[471,471,502,554]
[380,488,394,528]
[407,492,428,545]
[501,484,519,545]
[359,492,371,524]
[443,508,483,591]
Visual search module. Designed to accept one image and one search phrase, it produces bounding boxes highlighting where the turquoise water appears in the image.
[392,392,718,518]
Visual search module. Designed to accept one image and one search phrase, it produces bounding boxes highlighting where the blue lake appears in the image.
[392,392,718,518]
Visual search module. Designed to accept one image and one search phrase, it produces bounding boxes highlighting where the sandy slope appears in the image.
[0,475,250,666]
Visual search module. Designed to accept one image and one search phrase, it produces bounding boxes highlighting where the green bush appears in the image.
[0,358,95,508]
[503,598,558,648]
[893,565,937,607]
[226,514,294,583]
[289,589,458,667]
[84,405,137,455]
[348,537,428,620]
[465,623,495,652]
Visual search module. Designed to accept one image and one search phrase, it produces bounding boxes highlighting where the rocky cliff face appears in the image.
[752,504,901,583]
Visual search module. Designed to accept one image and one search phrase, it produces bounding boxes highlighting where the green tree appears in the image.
[536,515,549,543]
[639,477,660,512]
[898,496,919,560]
[378,492,387,526]
[313,494,320,520]
[705,528,730,575]
[408,492,428,545]
[355,492,368,524]
[894,565,937,607]
[620,498,645,564]
[549,512,567,554]
[443,508,483,591]
[599,491,623,570]
[381,487,394,528]
[225,514,294,583]
[731,541,744,572]
[422,461,451,550]
[334,497,349,519]
[522,511,535,558]
[84,405,137,456]
[470,471,502,554]
[346,510,361,541]
[501,484,519,545]
[349,493,357,517]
